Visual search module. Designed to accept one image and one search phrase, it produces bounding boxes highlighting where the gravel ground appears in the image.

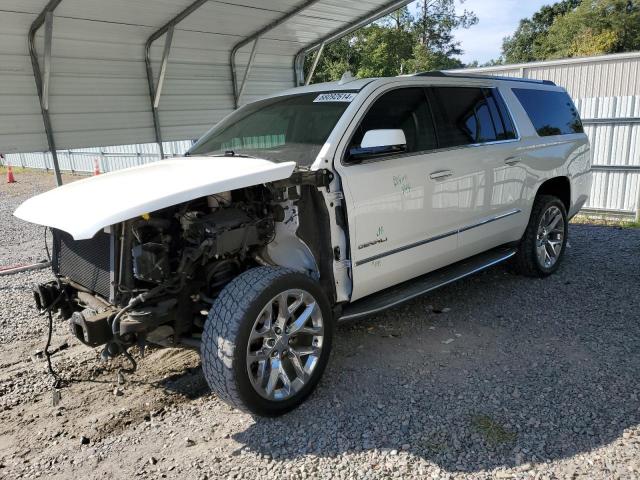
[1,171,640,479]
[0,170,80,268]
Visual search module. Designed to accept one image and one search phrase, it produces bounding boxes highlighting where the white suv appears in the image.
[16,72,591,416]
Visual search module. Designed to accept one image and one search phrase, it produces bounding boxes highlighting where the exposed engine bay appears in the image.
[34,184,313,363]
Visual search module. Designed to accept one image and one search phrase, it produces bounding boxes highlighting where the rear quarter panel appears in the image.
[499,84,591,235]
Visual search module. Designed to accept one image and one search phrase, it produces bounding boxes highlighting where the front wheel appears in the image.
[512,195,568,277]
[201,267,333,416]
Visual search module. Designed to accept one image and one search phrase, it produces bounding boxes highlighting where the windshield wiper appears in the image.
[223,150,256,158]
[203,150,258,159]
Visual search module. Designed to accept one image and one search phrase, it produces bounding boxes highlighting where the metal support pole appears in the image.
[236,39,259,106]
[144,59,166,159]
[42,11,53,110]
[294,52,306,86]
[28,0,63,186]
[145,0,208,159]
[230,0,324,108]
[153,25,174,109]
[305,42,325,85]
[293,0,413,86]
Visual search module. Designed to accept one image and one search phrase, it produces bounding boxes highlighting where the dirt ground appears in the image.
[1,170,639,479]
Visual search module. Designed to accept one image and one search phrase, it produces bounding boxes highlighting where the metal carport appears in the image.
[0,0,412,184]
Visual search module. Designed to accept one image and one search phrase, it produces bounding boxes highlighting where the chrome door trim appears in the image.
[343,138,522,167]
[429,169,453,180]
[458,208,521,233]
[355,229,458,266]
[355,209,521,266]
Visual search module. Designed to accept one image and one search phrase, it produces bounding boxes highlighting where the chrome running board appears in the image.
[339,247,516,322]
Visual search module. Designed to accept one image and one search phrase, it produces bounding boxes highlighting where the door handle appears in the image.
[429,170,453,180]
[504,156,520,166]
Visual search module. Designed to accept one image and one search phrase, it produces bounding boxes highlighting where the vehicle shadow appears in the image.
[158,366,209,400]
[231,225,640,473]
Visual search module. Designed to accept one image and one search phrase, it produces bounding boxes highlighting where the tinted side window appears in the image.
[427,87,500,147]
[350,88,437,154]
[487,90,517,140]
[512,88,583,136]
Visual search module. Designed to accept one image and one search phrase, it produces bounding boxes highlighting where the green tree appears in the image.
[502,0,640,63]
[303,38,357,84]
[383,5,414,31]
[352,23,415,77]
[405,45,463,72]
[481,58,505,67]
[304,3,477,82]
[539,0,640,59]
[466,58,505,67]
[406,0,476,73]
[501,0,581,63]
[413,0,478,56]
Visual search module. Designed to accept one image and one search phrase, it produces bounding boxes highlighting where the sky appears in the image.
[408,0,552,64]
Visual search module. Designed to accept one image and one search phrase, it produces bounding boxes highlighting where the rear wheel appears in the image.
[201,267,333,416]
[512,195,568,277]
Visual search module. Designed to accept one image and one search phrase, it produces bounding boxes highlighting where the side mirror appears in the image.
[348,129,407,161]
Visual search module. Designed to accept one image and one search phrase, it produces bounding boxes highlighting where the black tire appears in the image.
[201,266,333,416]
[512,195,568,277]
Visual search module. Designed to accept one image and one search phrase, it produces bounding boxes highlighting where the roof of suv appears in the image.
[413,71,556,86]
[274,71,558,99]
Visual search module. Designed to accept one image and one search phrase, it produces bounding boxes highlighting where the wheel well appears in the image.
[536,177,571,211]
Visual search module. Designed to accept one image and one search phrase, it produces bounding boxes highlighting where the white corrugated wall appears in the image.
[576,96,640,214]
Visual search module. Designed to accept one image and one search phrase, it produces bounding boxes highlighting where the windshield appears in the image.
[189,92,355,166]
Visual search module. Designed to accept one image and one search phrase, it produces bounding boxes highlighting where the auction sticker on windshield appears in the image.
[314,92,357,103]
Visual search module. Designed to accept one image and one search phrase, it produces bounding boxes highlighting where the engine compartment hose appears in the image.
[111,302,137,337]
[111,287,159,336]
[119,348,137,376]
[42,282,66,388]
[45,309,62,388]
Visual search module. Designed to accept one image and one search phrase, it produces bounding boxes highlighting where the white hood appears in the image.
[14,156,296,240]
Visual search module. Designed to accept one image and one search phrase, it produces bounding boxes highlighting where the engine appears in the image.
[42,187,276,356]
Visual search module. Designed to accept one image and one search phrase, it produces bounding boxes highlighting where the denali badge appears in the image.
[358,237,388,250]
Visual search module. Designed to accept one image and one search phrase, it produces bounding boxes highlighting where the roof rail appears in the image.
[414,70,556,86]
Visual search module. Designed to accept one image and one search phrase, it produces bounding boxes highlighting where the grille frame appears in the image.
[52,228,116,302]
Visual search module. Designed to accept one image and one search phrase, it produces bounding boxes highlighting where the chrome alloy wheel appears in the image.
[536,205,565,268]
[246,289,324,401]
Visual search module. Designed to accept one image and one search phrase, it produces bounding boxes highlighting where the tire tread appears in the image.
[201,266,296,412]
[512,195,567,277]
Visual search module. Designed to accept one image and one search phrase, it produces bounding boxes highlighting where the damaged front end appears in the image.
[37,187,278,360]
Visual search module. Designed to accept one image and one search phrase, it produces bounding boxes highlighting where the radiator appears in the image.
[52,229,114,300]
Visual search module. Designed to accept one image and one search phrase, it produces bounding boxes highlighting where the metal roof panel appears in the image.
[0,0,413,154]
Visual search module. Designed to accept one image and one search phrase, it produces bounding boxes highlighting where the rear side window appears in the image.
[512,88,583,136]
[350,88,437,154]
[426,87,516,148]
[487,91,518,140]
